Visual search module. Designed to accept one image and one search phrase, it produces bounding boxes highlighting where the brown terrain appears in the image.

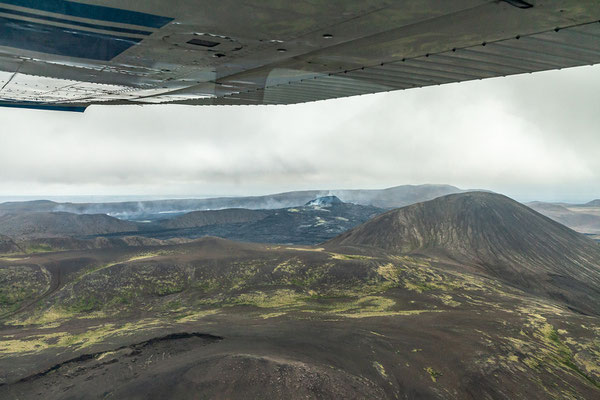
[327,192,600,315]
[0,192,598,399]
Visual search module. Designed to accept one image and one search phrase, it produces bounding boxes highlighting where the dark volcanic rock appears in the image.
[143,200,384,245]
[158,208,269,229]
[0,212,139,239]
[326,191,600,315]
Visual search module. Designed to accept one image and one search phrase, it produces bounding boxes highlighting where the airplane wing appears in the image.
[0,0,599,111]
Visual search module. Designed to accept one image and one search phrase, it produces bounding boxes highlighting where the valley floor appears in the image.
[0,240,598,399]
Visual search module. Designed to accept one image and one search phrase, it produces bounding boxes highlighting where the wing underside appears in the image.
[0,0,599,110]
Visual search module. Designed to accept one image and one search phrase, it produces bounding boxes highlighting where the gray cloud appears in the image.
[0,64,599,202]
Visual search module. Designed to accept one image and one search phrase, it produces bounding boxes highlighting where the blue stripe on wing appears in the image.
[0,101,87,112]
[0,6,153,35]
[0,15,142,60]
[0,0,172,28]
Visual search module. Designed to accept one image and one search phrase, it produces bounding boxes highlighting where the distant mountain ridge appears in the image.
[0,184,464,219]
[528,201,600,234]
[326,192,600,315]
[332,184,465,208]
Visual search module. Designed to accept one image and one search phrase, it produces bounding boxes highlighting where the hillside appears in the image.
[158,208,269,230]
[0,235,21,254]
[0,212,139,239]
[1,234,599,399]
[0,200,57,215]
[326,192,600,315]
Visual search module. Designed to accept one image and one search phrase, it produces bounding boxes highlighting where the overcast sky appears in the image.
[1,64,599,203]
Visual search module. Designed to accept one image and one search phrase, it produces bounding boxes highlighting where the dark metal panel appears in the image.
[210,97,253,105]
[475,42,572,69]
[347,68,441,86]
[514,37,600,63]
[369,65,455,84]
[564,24,600,40]
[281,84,342,99]
[263,87,320,102]
[288,81,370,96]
[223,96,263,104]
[493,38,600,65]
[264,91,324,104]
[343,73,415,90]
[378,62,486,81]
[401,57,500,79]
[295,75,392,92]
[452,48,555,72]
[284,83,360,98]
[531,31,600,56]
[343,73,420,90]
[315,74,393,90]
[429,53,528,75]
[226,91,263,101]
